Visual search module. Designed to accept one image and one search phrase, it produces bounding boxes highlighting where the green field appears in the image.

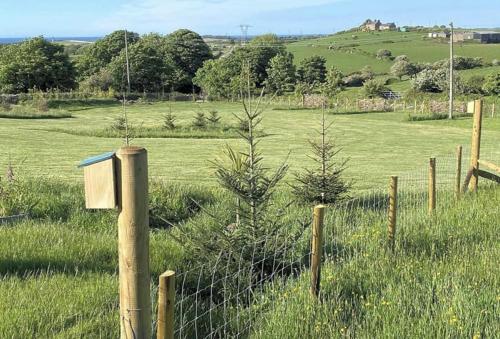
[0,99,499,337]
[1,100,499,189]
[287,30,500,74]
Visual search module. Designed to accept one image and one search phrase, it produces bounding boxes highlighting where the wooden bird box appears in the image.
[78,152,117,209]
[467,101,475,114]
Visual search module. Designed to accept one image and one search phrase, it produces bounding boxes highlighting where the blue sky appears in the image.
[0,0,499,37]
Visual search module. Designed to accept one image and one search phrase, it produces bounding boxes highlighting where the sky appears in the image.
[0,0,499,37]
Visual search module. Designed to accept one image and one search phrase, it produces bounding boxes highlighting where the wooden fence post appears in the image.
[455,145,462,199]
[428,157,436,215]
[469,100,483,192]
[310,205,325,298]
[116,147,151,339]
[157,271,175,339]
[388,176,398,251]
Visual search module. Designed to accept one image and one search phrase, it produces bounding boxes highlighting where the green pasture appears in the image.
[1,100,499,190]
[287,30,500,74]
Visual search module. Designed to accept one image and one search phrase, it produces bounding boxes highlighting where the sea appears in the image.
[0,37,101,44]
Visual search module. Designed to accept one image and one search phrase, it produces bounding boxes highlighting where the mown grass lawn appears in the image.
[0,100,498,190]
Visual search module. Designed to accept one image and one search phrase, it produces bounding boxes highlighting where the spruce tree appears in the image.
[292,109,350,204]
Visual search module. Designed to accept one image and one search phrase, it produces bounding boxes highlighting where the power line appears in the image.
[239,24,251,46]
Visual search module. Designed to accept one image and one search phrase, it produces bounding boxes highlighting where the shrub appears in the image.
[482,73,500,95]
[0,167,38,216]
[376,49,393,60]
[394,55,409,62]
[463,75,485,95]
[342,73,365,87]
[412,68,447,93]
[0,102,11,112]
[362,79,388,98]
[391,60,419,80]
[492,59,500,67]
[433,56,483,70]
[35,98,49,112]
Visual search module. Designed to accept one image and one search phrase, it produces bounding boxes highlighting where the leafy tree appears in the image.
[321,67,344,97]
[433,56,483,70]
[362,79,388,98]
[297,56,327,85]
[0,37,75,93]
[391,59,418,80]
[264,52,296,95]
[79,68,114,92]
[294,81,315,106]
[107,34,177,93]
[76,30,139,78]
[412,68,446,93]
[412,68,462,93]
[483,73,500,95]
[163,29,213,90]
[193,59,233,99]
[292,111,350,204]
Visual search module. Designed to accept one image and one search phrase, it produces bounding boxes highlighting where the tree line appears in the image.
[1,30,499,97]
[0,29,212,94]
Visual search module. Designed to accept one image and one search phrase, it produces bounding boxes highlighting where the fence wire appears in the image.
[167,146,499,338]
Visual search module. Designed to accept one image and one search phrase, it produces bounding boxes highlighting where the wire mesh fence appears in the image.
[162,146,499,338]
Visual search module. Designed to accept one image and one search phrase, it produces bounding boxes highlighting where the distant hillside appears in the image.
[287,30,500,74]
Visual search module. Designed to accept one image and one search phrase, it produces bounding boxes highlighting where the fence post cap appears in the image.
[160,270,175,278]
[117,146,147,156]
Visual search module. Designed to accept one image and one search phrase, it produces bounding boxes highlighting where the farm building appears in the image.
[380,23,397,31]
[360,19,397,32]
[428,31,450,39]
[454,31,500,44]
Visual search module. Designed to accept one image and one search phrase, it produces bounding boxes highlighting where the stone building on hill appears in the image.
[360,19,397,32]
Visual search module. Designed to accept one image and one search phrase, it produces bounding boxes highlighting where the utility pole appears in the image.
[449,22,454,120]
[124,30,131,95]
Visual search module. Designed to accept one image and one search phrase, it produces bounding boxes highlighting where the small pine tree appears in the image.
[111,116,127,131]
[206,110,221,125]
[163,112,176,129]
[292,109,350,204]
[192,112,207,129]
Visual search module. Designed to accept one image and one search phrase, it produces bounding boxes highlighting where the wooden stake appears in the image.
[469,100,483,192]
[455,145,462,199]
[157,271,175,339]
[388,176,398,251]
[492,103,495,118]
[428,157,436,215]
[116,146,151,339]
[310,205,325,298]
